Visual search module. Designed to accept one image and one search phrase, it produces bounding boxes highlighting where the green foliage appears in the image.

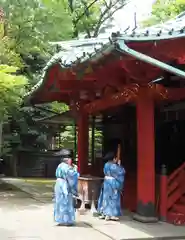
[88,127,103,161]
[51,102,69,114]
[74,0,128,37]
[0,65,27,119]
[142,0,185,27]
[1,0,73,55]
[60,125,75,149]
[60,125,103,161]
[0,0,74,158]
[43,0,128,38]
[0,20,22,67]
[0,37,22,68]
[0,64,27,156]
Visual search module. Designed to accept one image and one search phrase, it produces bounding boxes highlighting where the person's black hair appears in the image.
[107,138,121,154]
[54,149,73,161]
[103,152,115,162]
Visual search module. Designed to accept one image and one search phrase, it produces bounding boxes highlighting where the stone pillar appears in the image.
[133,94,158,223]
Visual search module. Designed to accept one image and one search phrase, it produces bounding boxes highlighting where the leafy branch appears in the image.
[68,0,128,38]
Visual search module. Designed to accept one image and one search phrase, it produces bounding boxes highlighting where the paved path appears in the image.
[0,178,185,240]
[1,178,54,202]
[0,190,112,240]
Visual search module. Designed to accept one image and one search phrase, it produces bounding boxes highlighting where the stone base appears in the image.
[92,212,99,217]
[133,213,158,223]
[160,216,166,222]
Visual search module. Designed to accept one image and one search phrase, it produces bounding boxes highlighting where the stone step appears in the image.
[167,211,185,225]
[173,203,185,214]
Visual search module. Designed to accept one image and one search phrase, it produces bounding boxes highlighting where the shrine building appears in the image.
[24,14,185,225]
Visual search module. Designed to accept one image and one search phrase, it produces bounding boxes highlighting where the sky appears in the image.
[113,0,156,30]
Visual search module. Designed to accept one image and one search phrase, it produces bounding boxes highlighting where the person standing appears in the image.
[97,152,125,221]
[54,149,79,226]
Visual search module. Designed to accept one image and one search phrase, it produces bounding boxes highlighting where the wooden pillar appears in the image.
[73,122,77,162]
[77,110,89,175]
[91,116,95,166]
[133,93,158,223]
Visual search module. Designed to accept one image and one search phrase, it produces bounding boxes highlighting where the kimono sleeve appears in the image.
[66,168,79,195]
[117,165,125,186]
[55,163,62,178]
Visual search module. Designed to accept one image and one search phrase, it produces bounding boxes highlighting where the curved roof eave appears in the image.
[24,13,185,104]
[24,43,115,102]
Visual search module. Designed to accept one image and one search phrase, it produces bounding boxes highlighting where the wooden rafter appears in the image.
[166,88,185,101]
[84,84,140,114]
[83,83,172,114]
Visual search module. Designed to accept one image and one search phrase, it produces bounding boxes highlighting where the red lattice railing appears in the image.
[159,162,185,223]
[167,162,185,210]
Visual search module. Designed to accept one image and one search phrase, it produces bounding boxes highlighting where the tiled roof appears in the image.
[117,13,185,41]
[41,13,185,69]
[24,13,185,102]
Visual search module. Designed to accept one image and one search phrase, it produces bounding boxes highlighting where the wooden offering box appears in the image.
[78,175,103,204]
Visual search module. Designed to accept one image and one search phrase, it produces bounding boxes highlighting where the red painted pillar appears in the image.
[133,93,158,222]
[77,110,89,175]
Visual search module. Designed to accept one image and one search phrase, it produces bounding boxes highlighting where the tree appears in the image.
[70,0,128,38]
[0,65,27,118]
[1,0,71,116]
[0,37,22,68]
[142,0,185,27]
[0,0,73,82]
[0,65,27,156]
[0,9,22,68]
[0,1,72,156]
[1,0,73,55]
[43,0,128,38]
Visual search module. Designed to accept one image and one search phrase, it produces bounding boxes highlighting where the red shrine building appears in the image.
[24,15,185,224]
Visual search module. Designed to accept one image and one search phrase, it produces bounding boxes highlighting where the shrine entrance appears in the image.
[100,105,137,211]
[156,102,185,174]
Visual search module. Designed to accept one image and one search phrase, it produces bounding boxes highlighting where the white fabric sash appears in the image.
[105,176,115,180]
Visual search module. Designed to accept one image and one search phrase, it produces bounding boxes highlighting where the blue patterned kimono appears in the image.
[54,162,79,225]
[98,161,125,217]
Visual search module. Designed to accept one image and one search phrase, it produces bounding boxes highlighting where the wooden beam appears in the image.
[84,84,139,114]
[147,84,168,101]
[83,84,172,114]
[47,80,97,92]
[166,88,185,101]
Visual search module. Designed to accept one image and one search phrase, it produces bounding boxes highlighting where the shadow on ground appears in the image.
[0,178,54,202]
[0,181,46,211]
[1,178,185,240]
[84,210,185,240]
[119,220,185,240]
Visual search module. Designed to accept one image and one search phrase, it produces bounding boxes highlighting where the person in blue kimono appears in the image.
[97,152,125,221]
[54,149,79,226]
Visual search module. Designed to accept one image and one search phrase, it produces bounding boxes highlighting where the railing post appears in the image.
[160,164,167,221]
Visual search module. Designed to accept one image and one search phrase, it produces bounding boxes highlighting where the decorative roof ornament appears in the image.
[144,30,149,36]
[131,31,136,37]
[157,30,162,37]
[123,26,130,34]
[169,28,174,35]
